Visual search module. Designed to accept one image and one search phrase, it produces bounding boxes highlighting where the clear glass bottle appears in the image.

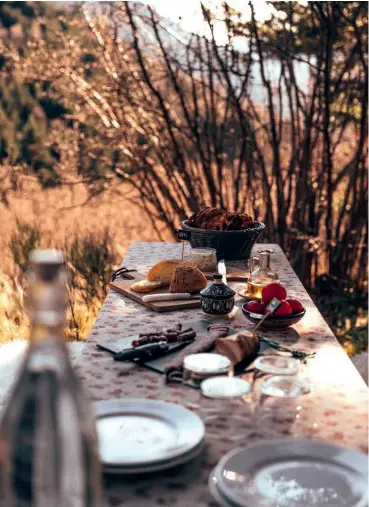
[0,250,102,507]
[248,251,279,299]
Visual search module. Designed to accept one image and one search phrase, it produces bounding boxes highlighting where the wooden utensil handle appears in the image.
[253,312,269,331]
[142,293,191,302]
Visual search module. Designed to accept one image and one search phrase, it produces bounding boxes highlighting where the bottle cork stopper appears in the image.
[30,249,64,281]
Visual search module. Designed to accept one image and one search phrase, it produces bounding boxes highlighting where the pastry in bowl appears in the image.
[187,207,254,231]
[182,207,264,261]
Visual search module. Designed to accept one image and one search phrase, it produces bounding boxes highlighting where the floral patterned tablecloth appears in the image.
[75,242,368,507]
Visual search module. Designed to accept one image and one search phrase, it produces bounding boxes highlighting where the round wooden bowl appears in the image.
[241,305,306,330]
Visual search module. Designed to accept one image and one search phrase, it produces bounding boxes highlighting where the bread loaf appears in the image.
[215,331,260,364]
[169,265,207,294]
[147,260,183,284]
[187,207,254,231]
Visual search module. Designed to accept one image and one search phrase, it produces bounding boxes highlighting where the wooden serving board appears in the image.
[203,267,247,281]
[110,272,201,312]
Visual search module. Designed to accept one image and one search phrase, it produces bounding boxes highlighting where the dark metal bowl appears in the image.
[241,305,306,330]
[181,220,265,261]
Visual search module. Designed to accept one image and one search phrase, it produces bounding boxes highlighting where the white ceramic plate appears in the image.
[254,355,300,375]
[201,376,251,398]
[214,439,368,507]
[209,466,239,506]
[94,399,205,468]
[103,440,205,474]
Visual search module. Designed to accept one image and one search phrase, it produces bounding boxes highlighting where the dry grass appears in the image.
[0,179,172,343]
[0,180,171,270]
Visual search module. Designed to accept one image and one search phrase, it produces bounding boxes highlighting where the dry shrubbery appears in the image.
[1,218,115,343]
[0,178,169,342]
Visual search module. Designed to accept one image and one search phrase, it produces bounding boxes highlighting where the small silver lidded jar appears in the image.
[200,273,235,315]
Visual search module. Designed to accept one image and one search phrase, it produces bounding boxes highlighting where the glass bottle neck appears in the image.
[29,319,65,346]
[26,270,67,346]
[260,252,271,268]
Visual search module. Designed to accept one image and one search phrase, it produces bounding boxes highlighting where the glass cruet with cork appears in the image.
[247,250,279,299]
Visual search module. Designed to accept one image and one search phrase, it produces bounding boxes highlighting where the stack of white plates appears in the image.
[94,399,205,473]
[209,439,368,507]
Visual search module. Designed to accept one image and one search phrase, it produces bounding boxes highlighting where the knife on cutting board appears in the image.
[217,259,227,284]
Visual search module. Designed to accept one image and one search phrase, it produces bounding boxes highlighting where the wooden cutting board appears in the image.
[110,263,248,312]
[110,272,201,312]
[203,265,248,281]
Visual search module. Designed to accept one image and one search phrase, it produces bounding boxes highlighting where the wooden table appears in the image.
[75,242,368,507]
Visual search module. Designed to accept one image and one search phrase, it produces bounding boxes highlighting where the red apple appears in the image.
[265,299,292,317]
[262,282,287,303]
[285,298,304,314]
[245,301,265,314]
